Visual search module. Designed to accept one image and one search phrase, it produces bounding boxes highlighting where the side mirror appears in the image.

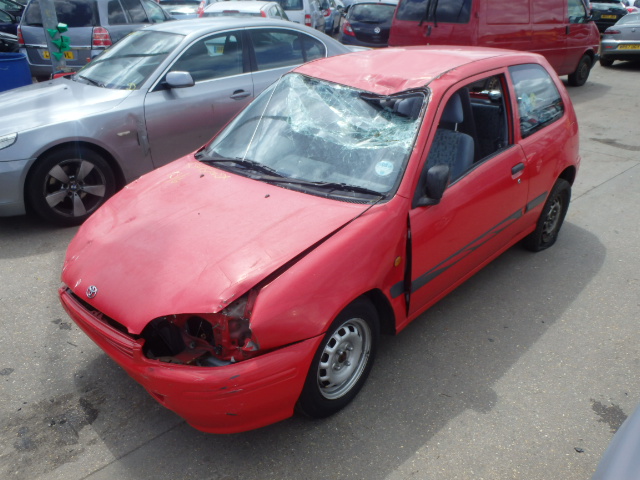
[416,164,450,206]
[165,71,195,89]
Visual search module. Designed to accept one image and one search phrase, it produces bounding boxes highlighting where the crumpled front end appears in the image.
[59,286,322,433]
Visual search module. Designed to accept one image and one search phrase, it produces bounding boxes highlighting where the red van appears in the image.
[388,0,600,86]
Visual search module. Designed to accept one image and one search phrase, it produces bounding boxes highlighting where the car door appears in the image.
[407,73,531,317]
[143,30,254,167]
[247,27,326,94]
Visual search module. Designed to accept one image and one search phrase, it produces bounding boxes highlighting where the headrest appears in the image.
[394,97,422,119]
[441,93,463,124]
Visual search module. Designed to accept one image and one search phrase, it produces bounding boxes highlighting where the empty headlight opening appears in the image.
[141,294,260,367]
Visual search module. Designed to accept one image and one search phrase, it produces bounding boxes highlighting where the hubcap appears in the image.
[44,159,107,218]
[317,317,371,400]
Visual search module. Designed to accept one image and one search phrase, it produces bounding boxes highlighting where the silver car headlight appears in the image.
[0,133,17,151]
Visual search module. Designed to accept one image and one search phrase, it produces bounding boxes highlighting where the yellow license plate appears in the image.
[601,14,617,19]
[618,44,640,49]
[42,50,75,60]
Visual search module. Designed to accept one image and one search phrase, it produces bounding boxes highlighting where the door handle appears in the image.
[231,90,251,100]
[511,163,525,175]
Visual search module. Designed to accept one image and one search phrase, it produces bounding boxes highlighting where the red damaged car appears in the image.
[59,46,580,433]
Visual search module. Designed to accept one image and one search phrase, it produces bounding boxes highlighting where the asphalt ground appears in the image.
[1,61,639,480]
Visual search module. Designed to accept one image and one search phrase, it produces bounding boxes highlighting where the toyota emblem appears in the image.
[86,285,98,299]
[374,27,381,34]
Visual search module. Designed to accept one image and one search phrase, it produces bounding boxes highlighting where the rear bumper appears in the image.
[19,46,100,77]
[339,34,389,48]
[59,287,322,433]
[600,40,640,61]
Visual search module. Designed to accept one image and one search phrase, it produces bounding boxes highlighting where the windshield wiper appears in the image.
[196,154,284,177]
[196,153,384,199]
[264,178,385,198]
[76,75,104,88]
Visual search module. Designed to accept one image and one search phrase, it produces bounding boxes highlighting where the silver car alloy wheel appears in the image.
[44,158,107,218]
[317,317,372,400]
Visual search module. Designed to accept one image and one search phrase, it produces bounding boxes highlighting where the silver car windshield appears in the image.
[202,73,425,198]
[74,31,184,90]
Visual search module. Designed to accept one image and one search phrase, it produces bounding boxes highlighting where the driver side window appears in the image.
[568,0,587,23]
[170,32,244,83]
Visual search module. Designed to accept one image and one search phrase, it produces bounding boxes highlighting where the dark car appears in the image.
[600,12,640,66]
[339,0,397,47]
[18,0,173,80]
[591,0,628,32]
[0,0,23,18]
[0,30,18,51]
[0,8,18,35]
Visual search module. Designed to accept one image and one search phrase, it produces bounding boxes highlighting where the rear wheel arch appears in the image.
[558,166,577,186]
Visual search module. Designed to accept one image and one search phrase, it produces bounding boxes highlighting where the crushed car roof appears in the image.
[294,46,542,95]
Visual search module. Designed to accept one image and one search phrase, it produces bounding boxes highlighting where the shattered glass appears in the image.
[204,73,426,198]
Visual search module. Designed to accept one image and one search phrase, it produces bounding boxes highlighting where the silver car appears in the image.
[0,18,352,225]
[600,12,640,66]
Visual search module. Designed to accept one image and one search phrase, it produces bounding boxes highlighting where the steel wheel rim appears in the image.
[43,159,107,218]
[541,194,563,242]
[317,317,372,400]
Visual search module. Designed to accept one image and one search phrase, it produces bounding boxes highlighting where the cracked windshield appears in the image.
[202,73,425,199]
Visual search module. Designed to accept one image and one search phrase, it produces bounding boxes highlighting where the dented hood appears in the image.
[62,156,370,334]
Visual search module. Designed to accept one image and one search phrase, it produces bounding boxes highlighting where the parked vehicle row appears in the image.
[0,18,354,225]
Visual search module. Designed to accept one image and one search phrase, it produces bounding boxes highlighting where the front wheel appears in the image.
[297,298,379,418]
[523,179,571,252]
[27,147,116,226]
[568,55,592,87]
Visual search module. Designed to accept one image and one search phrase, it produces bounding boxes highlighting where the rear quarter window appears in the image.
[509,64,564,139]
[395,0,471,23]
[24,0,97,27]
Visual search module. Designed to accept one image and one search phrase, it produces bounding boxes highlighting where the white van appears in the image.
[278,0,326,31]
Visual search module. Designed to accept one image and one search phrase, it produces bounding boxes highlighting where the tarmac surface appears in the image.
[1,61,639,480]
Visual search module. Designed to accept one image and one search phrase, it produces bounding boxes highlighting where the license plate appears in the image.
[42,50,75,60]
[601,14,617,19]
[618,44,640,49]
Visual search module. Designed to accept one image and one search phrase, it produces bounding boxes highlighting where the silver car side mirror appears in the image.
[165,71,195,89]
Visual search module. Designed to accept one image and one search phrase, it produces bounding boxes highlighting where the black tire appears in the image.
[523,179,571,252]
[599,57,614,67]
[297,298,379,418]
[568,55,592,87]
[27,146,116,227]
